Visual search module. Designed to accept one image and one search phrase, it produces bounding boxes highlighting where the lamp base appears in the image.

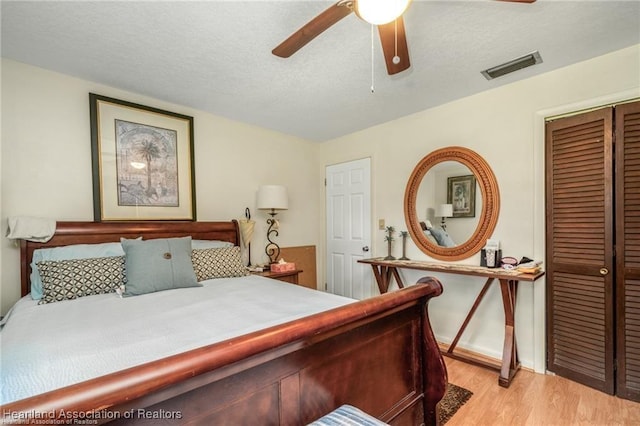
[265,216,281,264]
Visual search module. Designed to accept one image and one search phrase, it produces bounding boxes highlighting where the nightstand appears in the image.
[252,269,302,285]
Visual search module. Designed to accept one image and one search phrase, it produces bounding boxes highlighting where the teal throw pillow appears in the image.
[428,227,456,247]
[122,237,200,296]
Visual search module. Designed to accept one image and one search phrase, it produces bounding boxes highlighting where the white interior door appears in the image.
[326,158,372,299]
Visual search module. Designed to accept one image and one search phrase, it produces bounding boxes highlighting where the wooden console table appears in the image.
[358,258,545,388]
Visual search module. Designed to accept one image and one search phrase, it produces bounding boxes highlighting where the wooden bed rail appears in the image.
[2,279,447,425]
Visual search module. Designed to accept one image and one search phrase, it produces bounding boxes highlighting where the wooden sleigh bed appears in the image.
[2,221,447,425]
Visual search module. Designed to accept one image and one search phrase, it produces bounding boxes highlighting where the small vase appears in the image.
[399,234,409,260]
[384,239,395,260]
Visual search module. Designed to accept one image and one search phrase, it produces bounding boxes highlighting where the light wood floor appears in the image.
[444,358,640,426]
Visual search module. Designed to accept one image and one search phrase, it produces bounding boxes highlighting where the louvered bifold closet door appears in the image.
[546,108,615,394]
[616,101,640,402]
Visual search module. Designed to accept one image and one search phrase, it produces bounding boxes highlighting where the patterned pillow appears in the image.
[37,256,126,305]
[192,246,249,281]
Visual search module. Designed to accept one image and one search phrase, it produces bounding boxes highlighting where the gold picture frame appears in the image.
[90,94,196,221]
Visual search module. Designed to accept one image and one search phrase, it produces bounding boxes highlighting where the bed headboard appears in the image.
[20,220,240,297]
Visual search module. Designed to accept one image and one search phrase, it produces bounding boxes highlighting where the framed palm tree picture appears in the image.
[90,94,196,221]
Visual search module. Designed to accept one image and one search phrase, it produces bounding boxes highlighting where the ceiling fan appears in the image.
[272,0,537,76]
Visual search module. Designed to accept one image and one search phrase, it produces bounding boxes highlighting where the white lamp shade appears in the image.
[436,204,453,218]
[257,185,288,210]
[356,0,411,25]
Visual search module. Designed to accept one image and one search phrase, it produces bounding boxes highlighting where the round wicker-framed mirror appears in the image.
[404,146,500,261]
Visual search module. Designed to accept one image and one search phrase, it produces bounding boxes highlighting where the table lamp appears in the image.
[436,203,453,230]
[256,185,289,264]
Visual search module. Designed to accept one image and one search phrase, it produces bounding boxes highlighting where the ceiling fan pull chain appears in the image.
[393,19,400,65]
[395,19,398,57]
[371,24,375,93]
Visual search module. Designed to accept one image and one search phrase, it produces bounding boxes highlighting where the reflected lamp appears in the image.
[436,203,453,231]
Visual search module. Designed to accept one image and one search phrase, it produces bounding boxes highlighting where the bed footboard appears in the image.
[2,278,446,426]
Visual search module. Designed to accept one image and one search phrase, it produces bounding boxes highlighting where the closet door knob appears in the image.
[362,246,370,252]
[600,268,609,276]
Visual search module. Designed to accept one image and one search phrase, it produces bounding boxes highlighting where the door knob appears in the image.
[362,246,370,252]
[600,268,609,276]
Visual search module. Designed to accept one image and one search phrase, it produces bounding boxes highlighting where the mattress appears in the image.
[0,275,354,404]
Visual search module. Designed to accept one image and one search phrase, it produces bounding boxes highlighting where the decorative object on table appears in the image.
[89,93,196,221]
[480,239,501,268]
[238,207,255,267]
[436,204,453,230]
[384,225,396,260]
[500,256,519,270]
[399,231,410,260]
[447,174,476,218]
[270,258,296,273]
[518,256,533,264]
[257,185,289,264]
[516,260,543,274]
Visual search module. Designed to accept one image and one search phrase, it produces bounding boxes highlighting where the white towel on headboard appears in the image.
[6,216,56,243]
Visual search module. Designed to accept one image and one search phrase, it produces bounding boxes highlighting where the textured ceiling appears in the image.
[2,1,639,142]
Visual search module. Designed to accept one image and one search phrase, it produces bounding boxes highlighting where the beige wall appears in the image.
[2,44,639,373]
[316,45,640,371]
[0,59,321,314]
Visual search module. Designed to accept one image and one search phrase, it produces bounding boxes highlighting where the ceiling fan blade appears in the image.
[377,17,410,75]
[495,0,536,3]
[272,2,353,58]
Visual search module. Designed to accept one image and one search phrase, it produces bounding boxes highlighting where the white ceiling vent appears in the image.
[481,51,543,80]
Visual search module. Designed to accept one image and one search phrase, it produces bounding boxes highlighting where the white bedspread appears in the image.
[0,276,354,405]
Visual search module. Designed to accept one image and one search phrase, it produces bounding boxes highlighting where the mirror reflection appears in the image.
[404,146,500,261]
[415,161,483,248]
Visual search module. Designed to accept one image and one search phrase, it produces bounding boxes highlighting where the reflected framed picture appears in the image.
[447,175,476,218]
[90,94,196,221]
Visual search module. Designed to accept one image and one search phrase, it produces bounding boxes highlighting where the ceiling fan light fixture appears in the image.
[481,51,543,80]
[356,0,411,25]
